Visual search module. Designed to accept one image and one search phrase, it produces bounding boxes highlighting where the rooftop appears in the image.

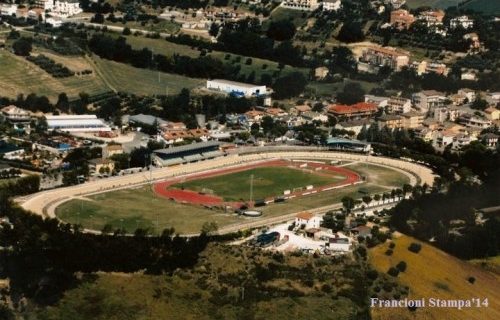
[154,141,221,156]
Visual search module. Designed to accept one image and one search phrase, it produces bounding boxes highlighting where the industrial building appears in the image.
[45,115,111,132]
[153,141,224,167]
[206,79,267,97]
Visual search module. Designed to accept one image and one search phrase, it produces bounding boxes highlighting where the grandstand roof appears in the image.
[154,141,221,156]
[328,102,377,114]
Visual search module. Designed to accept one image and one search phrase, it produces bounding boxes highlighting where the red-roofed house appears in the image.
[327,102,378,120]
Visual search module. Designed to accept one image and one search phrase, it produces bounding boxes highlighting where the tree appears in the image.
[336,82,365,105]
[272,72,307,99]
[341,196,355,212]
[266,20,296,41]
[250,123,260,136]
[337,22,365,43]
[209,23,220,37]
[55,93,70,113]
[122,27,131,35]
[201,221,218,235]
[12,37,32,56]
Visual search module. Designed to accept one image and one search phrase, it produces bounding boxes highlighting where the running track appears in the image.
[153,159,361,208]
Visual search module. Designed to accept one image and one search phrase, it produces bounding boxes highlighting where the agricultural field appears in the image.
[369,235,500,320]
[0,50,109,101]
[175,167,341,201]
[92,55,205,95]
[36,244,371,319]
[55,163,408,234]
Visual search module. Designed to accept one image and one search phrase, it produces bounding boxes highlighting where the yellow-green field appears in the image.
[92,55,205,95]
[0,50,109,101]
[369,235,500,320]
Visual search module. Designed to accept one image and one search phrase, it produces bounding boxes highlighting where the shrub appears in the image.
[388,242,396,249]
[396,261,407,272]
[468,276,475,284]
[321,283,332,293]
[385,249,393,256]
[383,282,393,292]
[367,269,379,280]
[373,286,381,293]
[387,267,399,277]
[408,242,422,253]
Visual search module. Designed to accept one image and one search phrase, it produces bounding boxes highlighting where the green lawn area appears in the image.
[176,167,340,201]
[125,35,200,57]
[104,19,181,34]
[268,7,309,28]
[343,163,411,187]
[92,55,205,95]
[0,50,109,101]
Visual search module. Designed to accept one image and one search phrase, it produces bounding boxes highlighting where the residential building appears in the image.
[0,140,25,160]
[301,111,328,123]
[450,15,474,29]
[0,3,18,16]
[265,107,287,118]
[322,0,341,11]
[206,79,267,97]
[1,105,31,123]
[45,114,111,132]
[364,94,389,108]
[245,109,265,123]
[461,69,478,81]
[281,0,319,11]
[295,212,322,229]
[359,46,410,72]
[414,127,433,142]
[457,114,492,129]
[418,10,445,27]
[414,61,449,76]
[387,96,411,114]
[327,102,378,120]
[402,111,424,129]
[103,144,123,159]
[293,104,312,115]
[51,0,82,18]
[88,158,115,174]
[335,120,371,136]
[128,114,168,127]
[390,9,415,30]
[484,107,500,121]
[481,133,499,149]
[412,90,447,114]
[314,66,329,79]
[377,114,403,129]
[457,88,476,102]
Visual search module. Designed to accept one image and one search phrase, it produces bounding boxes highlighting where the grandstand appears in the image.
[326,138,372,153]
[153,141,224,167]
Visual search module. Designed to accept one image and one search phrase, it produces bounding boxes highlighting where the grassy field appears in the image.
[268,7,309,28]
[55,163,409,234]
[0,50,109,101]
[92,55,205,95]
[105,19,181,34]
[369,235,500,320]
[343,163,411,188]
[125,36,200,57]
[175,167,341,201]
[405,0,462,9]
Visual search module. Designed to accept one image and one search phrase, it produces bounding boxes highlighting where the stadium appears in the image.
[18,148,435,235]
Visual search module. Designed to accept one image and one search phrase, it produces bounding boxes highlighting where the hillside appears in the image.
[462,0,500,14]
[369,235,500,320]
[35,244,371,320]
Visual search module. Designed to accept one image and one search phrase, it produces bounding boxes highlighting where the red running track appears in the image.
[153,159,361,208]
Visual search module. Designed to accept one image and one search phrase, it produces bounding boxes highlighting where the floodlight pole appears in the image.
[249,174,254,205]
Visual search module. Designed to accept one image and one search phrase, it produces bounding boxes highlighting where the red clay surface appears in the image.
[153,159,361,208]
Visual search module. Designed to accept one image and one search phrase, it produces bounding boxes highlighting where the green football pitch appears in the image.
[172,167,346,201]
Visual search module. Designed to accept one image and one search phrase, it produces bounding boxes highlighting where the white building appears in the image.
[206,79,267,97]
[295,212,322,229]
[450,15,474,29]
[322,0,341,11]
[45,114,111,132]
[281,0,319,11]
[40,0,82,18]
[387,96,411,114]
[412,90,447,114]
[0,3,18,16]
[1,105,31,123]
